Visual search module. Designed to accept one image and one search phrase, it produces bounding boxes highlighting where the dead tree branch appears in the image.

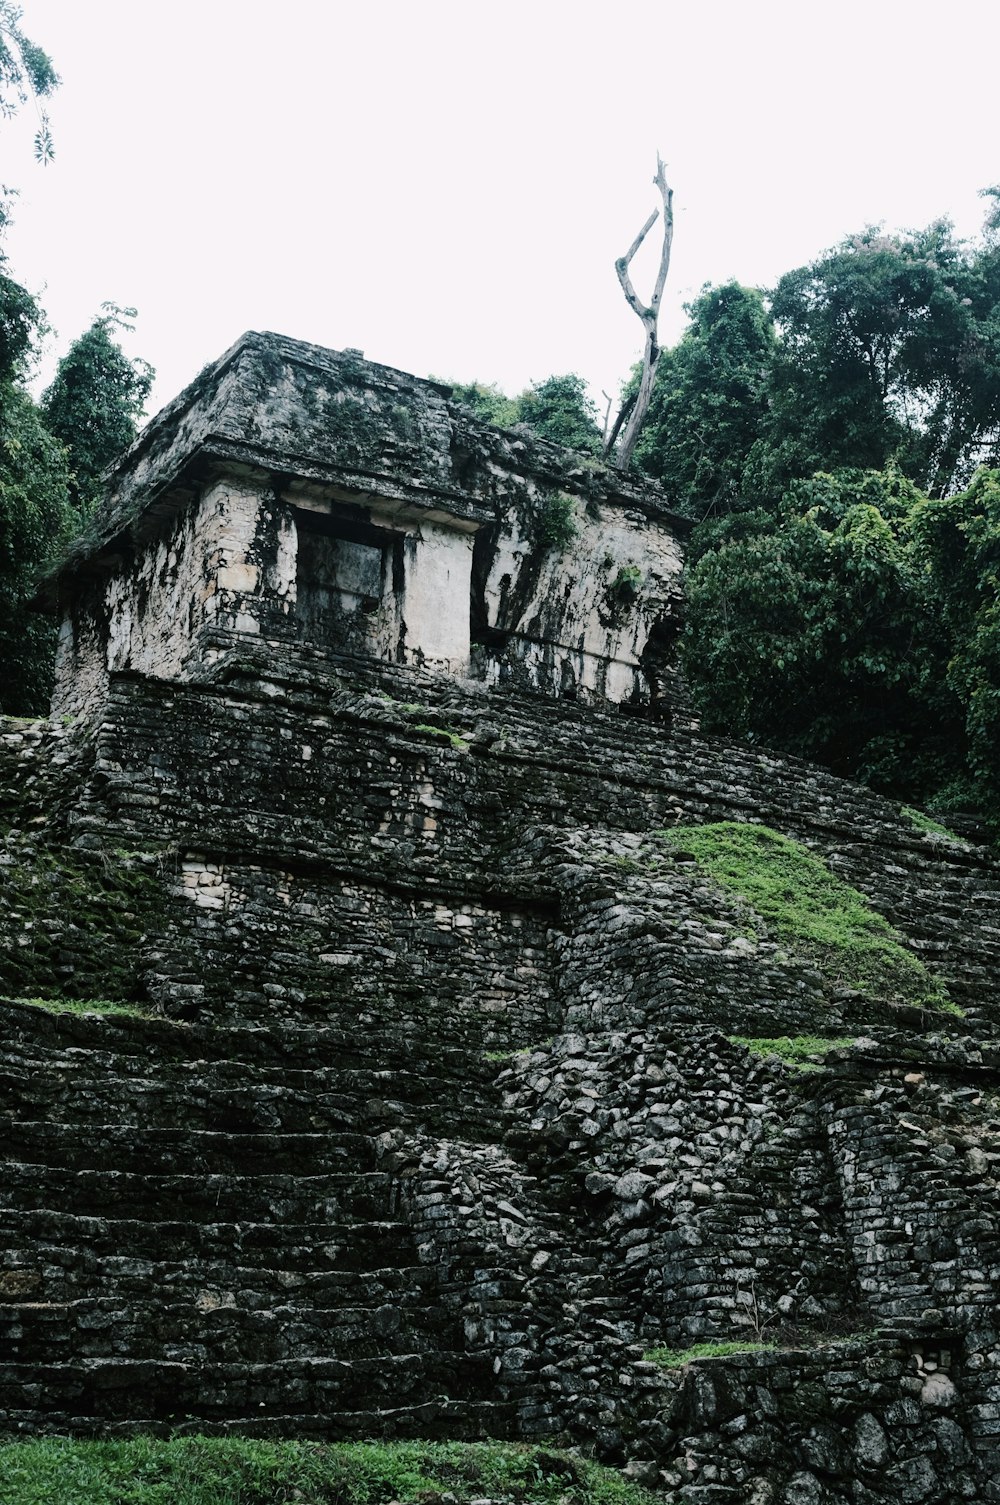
[605,155,674,472]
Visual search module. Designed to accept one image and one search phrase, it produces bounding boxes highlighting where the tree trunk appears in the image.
[605,156,674,472]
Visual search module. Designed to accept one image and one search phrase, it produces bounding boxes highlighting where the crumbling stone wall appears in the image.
[3,640,1000,1501]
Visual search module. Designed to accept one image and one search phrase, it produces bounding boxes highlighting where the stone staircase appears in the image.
[0,1001,513,1438]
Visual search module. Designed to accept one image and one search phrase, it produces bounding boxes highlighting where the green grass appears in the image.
[0,1438,658,1505]
[6,996,155,1020]
[659,822,951,1011]
[412,723,469,752]
[728,1035,855,1071]
[902,806,961,842]
[645,1341,776,1367]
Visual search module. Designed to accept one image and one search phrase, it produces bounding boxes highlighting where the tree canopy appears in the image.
[632,281,775,518]
[445,197,1000,836]
[42,305,154,516]
[0,0,57,163]
[0,11,154,714]
[446,372,602,454]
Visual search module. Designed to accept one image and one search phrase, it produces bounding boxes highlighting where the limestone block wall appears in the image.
[160,856,556,1049]
[52,478,296,720]
[473,494,685,705]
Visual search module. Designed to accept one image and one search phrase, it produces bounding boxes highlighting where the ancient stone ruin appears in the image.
[2,334,1000,1504]
[47,332,687,719]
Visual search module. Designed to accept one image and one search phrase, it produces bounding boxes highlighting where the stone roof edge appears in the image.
[40,330,692,603]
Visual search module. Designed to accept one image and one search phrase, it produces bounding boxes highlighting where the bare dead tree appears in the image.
[600,389,614,446]
[605,155,674,472]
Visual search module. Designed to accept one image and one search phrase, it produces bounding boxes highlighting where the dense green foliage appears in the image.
[681,464,1000,828]
[632,282,775,517]
[631,203,1000,832]
[763,222,1000,501]
[639,217,1000,519]
[447,372,602,453]
[683,467,952,781]
[0,289,152,714]
[0,376,71,713]
[0,1438,656,1505]
[42,305,154,515]
[0,0,58,163]
[0,18,152,715]
[659,822,950,1009]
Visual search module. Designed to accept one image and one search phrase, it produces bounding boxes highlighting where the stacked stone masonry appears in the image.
[3,647,1000,1504]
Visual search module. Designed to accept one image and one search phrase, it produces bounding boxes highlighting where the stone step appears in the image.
[0,1215,421,1272]
[0,1351,496,1420]
[0,1297,458,1363]
[0,1042,484,1103]
[0,1259,437,1310]
[0,1003,492,1083]
[0,1166,397,1221]
[0,1124,378,1174]
[0,1395,523,1440]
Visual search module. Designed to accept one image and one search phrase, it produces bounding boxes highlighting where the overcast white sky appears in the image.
[4,0,999,420]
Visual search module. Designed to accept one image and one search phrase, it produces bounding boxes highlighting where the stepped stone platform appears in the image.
[3,337,1000,1503]
[2,647,1000,1504]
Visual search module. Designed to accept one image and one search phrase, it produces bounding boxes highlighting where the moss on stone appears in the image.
[902,806,962,842]
[8,996,156,1020]
[0,845,171,1004]
[659,822,951,1012]
[412,723,470,752]
[645,1340,777,1367]
[729,1035,856,1071]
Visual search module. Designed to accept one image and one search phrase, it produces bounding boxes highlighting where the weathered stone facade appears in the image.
[2,341,999,1504]
[46,334,687,721]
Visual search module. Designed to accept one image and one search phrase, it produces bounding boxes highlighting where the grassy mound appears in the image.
[0,1438,657,1505]
[660,822,951,1011]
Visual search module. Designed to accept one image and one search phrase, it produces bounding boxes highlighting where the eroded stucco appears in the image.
[49,335,686,719]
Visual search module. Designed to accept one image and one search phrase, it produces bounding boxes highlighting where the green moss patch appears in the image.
[659,822,950,1011]
[729,1035,855,1071]
[902,806,962,842]
[0,846,170,1004]
[412,723,470,752]
[0,1438,657,1505]
[7,996,155,1020]
[646,1341,776,1367]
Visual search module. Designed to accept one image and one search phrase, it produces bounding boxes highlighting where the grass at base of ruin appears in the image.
[0,1438,659,1505]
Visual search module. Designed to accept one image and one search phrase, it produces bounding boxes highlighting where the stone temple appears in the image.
[47,332,688,720]
[2,333,1000,1504]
